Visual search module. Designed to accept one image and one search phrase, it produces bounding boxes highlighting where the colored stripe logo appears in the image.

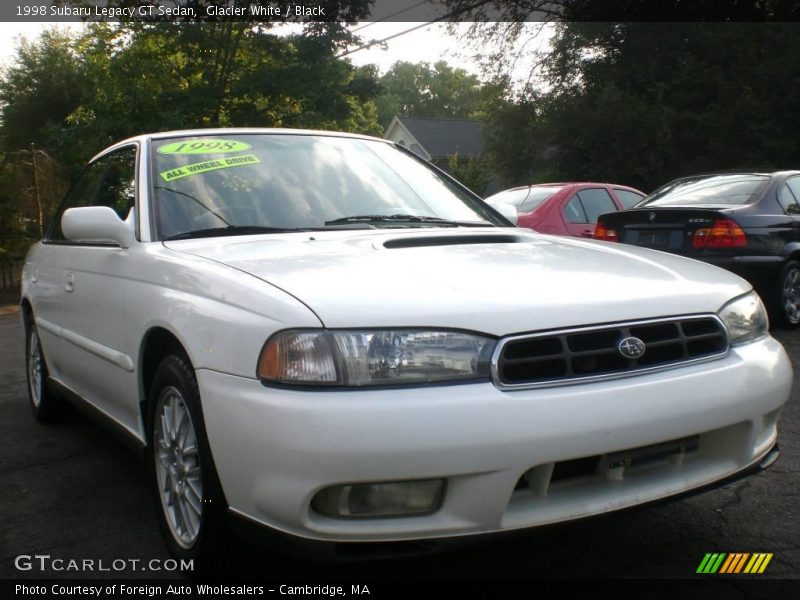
[696,553,773,574]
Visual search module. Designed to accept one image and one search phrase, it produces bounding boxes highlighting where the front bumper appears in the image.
[197,335,791,543]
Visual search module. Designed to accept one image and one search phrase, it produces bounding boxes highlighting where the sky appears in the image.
[0,21,553,86]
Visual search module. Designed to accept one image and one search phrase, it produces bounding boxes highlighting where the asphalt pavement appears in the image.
[1,305,798,580]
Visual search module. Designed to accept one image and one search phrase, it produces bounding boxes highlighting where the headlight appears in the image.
[718,291,769,345]
[258,329,495,386]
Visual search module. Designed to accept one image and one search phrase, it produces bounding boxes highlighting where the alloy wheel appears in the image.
[783,266,800,324]
[153,386,204,549]
[28,328,43,408]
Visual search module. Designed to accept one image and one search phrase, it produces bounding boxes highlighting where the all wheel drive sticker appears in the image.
[158,139,260,182]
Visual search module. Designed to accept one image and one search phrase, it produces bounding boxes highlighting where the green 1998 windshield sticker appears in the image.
[160,154,260,182]
[157,139,251,154]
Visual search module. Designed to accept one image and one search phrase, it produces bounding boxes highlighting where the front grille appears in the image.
[494,316,728,388]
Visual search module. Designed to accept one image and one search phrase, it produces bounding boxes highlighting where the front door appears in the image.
[40,146,140,430]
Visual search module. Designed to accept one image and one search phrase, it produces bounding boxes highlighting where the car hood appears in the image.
[164,228,750,335]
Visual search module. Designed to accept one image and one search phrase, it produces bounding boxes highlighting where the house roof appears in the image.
[389,116,485,159]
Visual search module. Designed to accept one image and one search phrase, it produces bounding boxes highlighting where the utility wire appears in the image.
[336,0,494,59]
[338,22,437,58]
[349,0,432,33]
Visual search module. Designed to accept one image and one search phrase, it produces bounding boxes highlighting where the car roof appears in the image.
[91,128,389,162]
[664,170,800,182]
[530,182,637,188]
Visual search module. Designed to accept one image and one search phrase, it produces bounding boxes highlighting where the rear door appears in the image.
[562,187,618,238]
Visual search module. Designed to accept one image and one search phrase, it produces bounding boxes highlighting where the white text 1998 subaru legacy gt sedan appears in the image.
[21,129,791,560]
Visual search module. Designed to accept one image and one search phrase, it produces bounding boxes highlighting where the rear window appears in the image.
[485,188,530,207]
[520,187,563,212]
[641,175,769,207]
[485,186,563,213]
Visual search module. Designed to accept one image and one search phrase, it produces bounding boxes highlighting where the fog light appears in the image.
[311,479,445,518]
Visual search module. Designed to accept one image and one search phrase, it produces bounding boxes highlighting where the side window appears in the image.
[614,189,646,209]
[47,147,137,242]
[782,178,800,215]
[564,196,587,223]
[95,149,137,218]
[575,188,617,223]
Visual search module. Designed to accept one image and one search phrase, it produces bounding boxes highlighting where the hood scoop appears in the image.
[383,234,524,249]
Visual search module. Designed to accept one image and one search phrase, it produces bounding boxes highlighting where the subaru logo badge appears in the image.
[618,336,646,359]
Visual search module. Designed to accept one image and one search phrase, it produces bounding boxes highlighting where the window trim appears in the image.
[564,187,617,225]
[146,134,510,241]
[577,187,617,224]
[780,176,800,216]
[563,194,589,224]
[44,143,140,246]
[612,187,646,210]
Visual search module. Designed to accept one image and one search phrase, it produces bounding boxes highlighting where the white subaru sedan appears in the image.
[21,129,791,560]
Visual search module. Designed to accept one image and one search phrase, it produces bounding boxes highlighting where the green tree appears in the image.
[0,14,382,253]
[0,29,87,152]
[0,146,67,256]
[0,21,383,168]
[447,152,493,195]
[483,95,557,186]
[481,21,800,190]
[375,60,507,128]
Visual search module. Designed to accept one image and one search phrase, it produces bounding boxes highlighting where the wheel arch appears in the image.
[20,297,33,328]
[780,242,800,261]
[138,325,192,441]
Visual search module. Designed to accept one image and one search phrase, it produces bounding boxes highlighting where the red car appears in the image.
[485,182,646,237]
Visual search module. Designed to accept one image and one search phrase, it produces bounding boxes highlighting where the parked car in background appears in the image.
[21,132,790,563]
[485,183,646,237]
[595,171,800,327]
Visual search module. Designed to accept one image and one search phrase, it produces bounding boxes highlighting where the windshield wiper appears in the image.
[154,186,232,226]
[324,214,491,227]
[164,225,300,241]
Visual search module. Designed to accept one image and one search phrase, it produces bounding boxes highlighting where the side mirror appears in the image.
[487,200,518,226]
[61,206,134,248]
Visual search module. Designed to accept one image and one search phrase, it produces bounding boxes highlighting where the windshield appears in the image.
[641,174,769,207]
[150,134,504,239]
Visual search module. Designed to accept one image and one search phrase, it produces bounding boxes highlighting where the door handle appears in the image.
[65,272,74,292]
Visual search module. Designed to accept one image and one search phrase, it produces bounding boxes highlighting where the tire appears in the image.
[25,316,60,422]
[146,354,228,565]
[778,260,800,327]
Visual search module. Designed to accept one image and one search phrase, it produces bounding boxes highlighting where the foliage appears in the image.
[447,152,493,196]
[0,147,67,256]
[0,16,383,252]
[0,18,383,151]
[375,60,507,128]
[443,0,800,22]
[0,30,87,154]
[481,21,800,190]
